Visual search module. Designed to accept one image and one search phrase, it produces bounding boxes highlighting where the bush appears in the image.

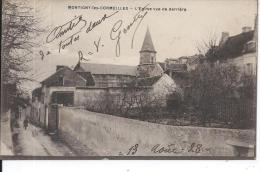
[184,62,256,129]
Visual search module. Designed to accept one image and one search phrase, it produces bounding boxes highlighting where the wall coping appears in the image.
[76,86,152,90]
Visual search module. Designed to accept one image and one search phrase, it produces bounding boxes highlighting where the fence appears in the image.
[213,99,256,129]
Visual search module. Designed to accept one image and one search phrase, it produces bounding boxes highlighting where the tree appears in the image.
[196,32,220,62]
[186,63,240,127]
[2,0,43,112]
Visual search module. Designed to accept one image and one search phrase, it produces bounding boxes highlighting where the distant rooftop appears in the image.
[216,30,255,59]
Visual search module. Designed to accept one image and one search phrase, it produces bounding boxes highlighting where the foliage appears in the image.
[83,84,182,119]
[185,63,256,128]
[196,32,220,62]
[2,0,43,112]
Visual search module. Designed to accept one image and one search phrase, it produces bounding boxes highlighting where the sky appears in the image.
[15,0,257,92]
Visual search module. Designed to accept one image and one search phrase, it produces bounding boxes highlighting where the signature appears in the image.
[77,37,104,61]
[46,11,118,53]
[78,50,90,62]
[86,11,119,34]
[110,4,149,57]
[58,33,80,52]
[39,50,51,60]
[46,15,87,43]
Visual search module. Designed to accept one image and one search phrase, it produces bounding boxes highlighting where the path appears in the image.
[13,119,76,156]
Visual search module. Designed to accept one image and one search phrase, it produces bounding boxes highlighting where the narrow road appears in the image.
[13,119,76,156]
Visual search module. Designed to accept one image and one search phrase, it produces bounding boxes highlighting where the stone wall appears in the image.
[74,87,107,107]
[29,100,46,128]
[74,87,152,111]
[39,104,46,127]
[58,107,255,157]
[93,74,135,87]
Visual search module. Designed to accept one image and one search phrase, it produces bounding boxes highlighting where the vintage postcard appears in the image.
[0,0,257,159]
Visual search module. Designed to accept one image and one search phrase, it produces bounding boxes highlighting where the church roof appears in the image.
[132,75,162,86]
[76,71,95,86]
[140,27,156,52]
[75,62,137,76]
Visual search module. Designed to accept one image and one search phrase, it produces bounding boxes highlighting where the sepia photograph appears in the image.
[0,0,257,159]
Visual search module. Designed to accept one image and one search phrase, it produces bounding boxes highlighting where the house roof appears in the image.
[75,62,137,76]
[178,56,189,60]
[158,62,166,70]
[216,30,255,59]
[187,54,203,65]
[41,66,87,87]
[151,63,164,76]
[140,27,156,52]
[76,71,95,86]
[132,75,162,86]
[41,67,65,84]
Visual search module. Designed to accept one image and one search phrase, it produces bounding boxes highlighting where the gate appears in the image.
[47,91,74,133]
[48,104,59,133]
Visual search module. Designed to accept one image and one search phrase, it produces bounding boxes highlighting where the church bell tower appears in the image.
[139,27,157,65]
[137,27,161,78]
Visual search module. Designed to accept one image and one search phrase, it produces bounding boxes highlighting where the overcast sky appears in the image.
[19,0,257,91]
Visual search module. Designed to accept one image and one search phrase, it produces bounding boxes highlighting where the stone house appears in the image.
[161,54,203,77]
[40,66,94,106]
[157,54,203,96]
[130,73,181,106]
[30,66,94,127]
[212,16,257,76]
[185,55,204,71]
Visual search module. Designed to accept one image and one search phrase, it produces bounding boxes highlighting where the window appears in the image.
[151,54,156,63]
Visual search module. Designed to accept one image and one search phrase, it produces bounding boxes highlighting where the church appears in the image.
[73,28,166,87]
[33,28,181,125]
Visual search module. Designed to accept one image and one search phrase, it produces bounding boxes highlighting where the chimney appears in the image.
[242,26,252,33]
[219,32,229,46]
[56,65,66,71]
